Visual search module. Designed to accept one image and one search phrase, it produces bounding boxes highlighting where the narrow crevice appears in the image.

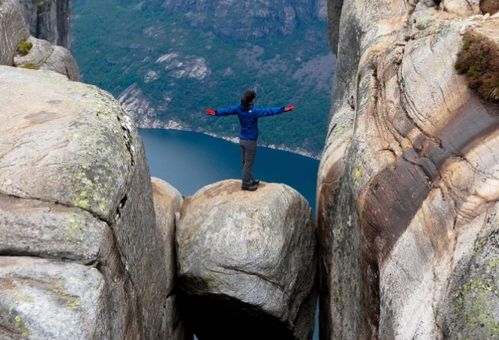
[218,264,286,293]
[117,108,136,167]
[0,190,109,225]
[0,249,97,266]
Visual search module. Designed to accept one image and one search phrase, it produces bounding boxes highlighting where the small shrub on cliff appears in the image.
[455,31,499,103]
[16,40,33,56]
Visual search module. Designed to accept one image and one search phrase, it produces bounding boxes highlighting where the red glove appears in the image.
[284,105,295,112]
[207,109,216,116]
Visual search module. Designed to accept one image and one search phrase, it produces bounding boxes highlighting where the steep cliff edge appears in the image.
[319,0,498,339]
[0,66,172,338]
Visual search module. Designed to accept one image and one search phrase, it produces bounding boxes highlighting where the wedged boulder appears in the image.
[319,1,498,339]
[177,180,317,340]
[13,36,79,81]
[151,177,185,340]
[0,257,108,339]
[0,0,30,65]
[0,65,168,339]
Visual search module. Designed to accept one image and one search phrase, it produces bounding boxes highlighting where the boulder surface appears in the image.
[177,180,317,340]
[0,65,168,339]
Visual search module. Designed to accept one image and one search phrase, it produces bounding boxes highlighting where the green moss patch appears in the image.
[455,31,499,103]
[16,40,33,56]
[21,63,39,70]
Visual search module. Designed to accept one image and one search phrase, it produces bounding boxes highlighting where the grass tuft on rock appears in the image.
[21,63,39,70]
[16,39,33,56]
[455,31,499,103]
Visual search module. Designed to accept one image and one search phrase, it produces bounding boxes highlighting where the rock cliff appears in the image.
[319,0,498,339]
[176,180,317,339]
[18,0,72,48]
[0,66,171,338]
[0,0,78,80]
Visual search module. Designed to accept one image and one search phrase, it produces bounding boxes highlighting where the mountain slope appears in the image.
[72,0,334,156]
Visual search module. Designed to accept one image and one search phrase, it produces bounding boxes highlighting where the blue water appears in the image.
[139,128,320,339]
[139,128,319,212]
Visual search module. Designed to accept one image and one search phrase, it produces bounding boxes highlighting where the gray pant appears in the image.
[240,140,257,186]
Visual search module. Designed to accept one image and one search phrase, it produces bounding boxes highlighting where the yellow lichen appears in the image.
[67,298,81,309]
[354,167,362,179]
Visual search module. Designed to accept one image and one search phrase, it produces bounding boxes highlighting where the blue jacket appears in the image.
[215,103,285,141]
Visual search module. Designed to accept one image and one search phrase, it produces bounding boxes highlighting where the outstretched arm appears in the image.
[253,105,295,117]
[206,104,239,116]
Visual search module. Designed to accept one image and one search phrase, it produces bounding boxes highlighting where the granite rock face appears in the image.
[0,0,30,65]
[0,257,108,339]
[0,0,79,79]
[151,177,185,340]
[18,0,72,48]
[177,180,317,340]
[0,65,168,339]
[319,1,498,339]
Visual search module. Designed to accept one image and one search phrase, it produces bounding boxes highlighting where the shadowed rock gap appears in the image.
[178,292,295,340]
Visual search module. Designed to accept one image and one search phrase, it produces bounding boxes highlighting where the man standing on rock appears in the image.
[206,90,295,191]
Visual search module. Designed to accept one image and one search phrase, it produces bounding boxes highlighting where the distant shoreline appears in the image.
[137,120,321,160]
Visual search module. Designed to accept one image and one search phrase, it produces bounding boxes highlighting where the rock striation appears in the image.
[18,0,72,48]
[176,180,317,340]
[0,66,168,339]
[0,0,78,80]
[0,0,30,65]
[319,0,498,339]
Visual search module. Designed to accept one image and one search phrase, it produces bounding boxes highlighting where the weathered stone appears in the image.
[177,180,317,339]
[0,65,130,221]
[0,195,111,262]
[0,0,30,65]
[441,0,481,16]
[319,1,498,338]
[0,257,108,339]
[480,0,499,14]
[151,177,185,340]
[0,65,169,338]
[13,36,79,80]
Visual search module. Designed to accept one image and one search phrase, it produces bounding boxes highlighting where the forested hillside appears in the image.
[72,0,334,156]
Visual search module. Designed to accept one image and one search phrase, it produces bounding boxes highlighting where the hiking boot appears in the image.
[242,184,258,191]
[251,179,260,185]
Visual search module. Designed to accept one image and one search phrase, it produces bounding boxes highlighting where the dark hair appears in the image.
[241,90,256,108]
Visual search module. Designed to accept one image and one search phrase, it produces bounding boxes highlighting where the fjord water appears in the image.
[140,128,320,211]
[139,128,320,339]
